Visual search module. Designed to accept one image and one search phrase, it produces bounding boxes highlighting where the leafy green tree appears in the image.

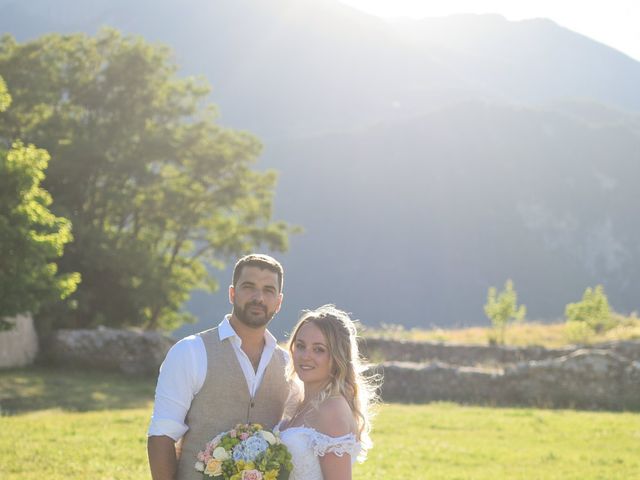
[0,30,292,331]
[484,279,526,345]
[565,285,613,337]
[0,76,80,330]
[0,76,9,112]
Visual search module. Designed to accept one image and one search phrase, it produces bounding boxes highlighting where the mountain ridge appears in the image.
[1,0,638,336]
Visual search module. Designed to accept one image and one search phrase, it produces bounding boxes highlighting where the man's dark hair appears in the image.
[232,254,284,292]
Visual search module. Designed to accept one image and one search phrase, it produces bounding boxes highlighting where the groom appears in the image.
[147,254,292,480]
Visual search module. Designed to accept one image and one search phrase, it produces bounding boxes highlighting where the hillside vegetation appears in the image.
[362,314,640,348]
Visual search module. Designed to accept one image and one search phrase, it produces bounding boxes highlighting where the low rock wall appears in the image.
[45,326,175,375]
[375,349,640,410]
[359,337,640,365]
[36,328,640,409]
[359,337,574,366]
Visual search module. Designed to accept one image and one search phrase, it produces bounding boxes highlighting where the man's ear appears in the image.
[275,292,284,313]
[228,284,235,305]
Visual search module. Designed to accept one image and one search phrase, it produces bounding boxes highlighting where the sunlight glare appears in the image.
[338,0,640,61]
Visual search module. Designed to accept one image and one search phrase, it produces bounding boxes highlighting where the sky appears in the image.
[339,0,640,61]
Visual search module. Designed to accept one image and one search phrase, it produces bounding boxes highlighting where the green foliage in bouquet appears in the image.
[195,423,292,480]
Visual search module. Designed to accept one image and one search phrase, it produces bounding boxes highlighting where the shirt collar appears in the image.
[218,314,277,349]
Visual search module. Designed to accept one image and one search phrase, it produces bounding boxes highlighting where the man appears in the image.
[147,254,292,480]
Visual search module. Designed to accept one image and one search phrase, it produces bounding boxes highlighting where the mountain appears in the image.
[263,100,640,328]
[1,0,639,336]
[3,0,639,138]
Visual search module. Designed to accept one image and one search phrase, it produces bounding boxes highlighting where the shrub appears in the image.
[484,279,526,345]
[564,320,595,345]
[564,285,614,333]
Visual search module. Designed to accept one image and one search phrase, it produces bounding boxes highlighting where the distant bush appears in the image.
[564,319,596,344]
[484,279,526,345]
[564,285,616,344]
[367,323,412,341]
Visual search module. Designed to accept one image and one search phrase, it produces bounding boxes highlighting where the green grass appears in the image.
[1,367,639,479]
[1,408,151,479]
[0,366,155,480]
[359,403,640,479]
[0,366,155,413]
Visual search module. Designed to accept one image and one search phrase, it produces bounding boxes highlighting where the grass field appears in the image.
[1,366,639,479]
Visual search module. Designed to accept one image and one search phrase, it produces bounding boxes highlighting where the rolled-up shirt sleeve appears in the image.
[147,335,205,441]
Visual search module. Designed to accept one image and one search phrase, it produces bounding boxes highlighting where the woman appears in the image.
[276,305,379,480]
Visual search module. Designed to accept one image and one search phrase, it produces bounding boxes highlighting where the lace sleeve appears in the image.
[309,431,359,458]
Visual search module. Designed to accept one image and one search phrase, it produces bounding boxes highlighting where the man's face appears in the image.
[230,266,283,329]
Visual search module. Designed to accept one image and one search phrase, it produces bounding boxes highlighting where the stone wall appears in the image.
[29,327,640,409]
[0,314,39,368]
[373,348,640,410]
[45,326,175,375]
[359,337,575,366]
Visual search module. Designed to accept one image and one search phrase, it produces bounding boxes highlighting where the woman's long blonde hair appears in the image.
[287,305,380,460]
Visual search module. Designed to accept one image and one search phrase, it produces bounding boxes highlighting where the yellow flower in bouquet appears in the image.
[204,459,223,476]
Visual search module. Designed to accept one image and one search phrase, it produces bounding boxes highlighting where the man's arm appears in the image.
[148,435,178,480]
[147,336,204,479]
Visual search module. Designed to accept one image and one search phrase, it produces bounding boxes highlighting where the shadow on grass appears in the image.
[0,365,156,414]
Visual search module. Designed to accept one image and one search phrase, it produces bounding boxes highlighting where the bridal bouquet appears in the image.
[195,423,292,480]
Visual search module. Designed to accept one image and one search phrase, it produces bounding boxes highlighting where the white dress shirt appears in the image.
[147,315,286,440]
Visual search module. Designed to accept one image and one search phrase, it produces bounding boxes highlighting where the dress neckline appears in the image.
[276,421,358,442]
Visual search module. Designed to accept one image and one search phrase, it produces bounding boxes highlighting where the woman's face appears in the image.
[292,322,332,387]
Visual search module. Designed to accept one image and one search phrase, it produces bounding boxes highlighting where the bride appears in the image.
[276,305,379,480]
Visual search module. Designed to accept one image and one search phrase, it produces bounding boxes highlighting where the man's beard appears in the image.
[233,301,276,328]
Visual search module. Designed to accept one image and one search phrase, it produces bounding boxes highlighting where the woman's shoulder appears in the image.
[304,397,360,460]
[314,396,355,438]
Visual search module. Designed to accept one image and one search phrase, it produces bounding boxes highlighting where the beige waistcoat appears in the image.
[176,327,290,480]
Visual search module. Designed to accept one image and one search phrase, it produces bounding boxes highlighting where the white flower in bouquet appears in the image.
[213,446,230,461]
[260,430,278,445]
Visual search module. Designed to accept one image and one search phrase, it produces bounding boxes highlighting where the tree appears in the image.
[483,279,526,345]
[0,30,293,331]
[0,76,9,112]
[0,76,80,330]
[564,285,614,343]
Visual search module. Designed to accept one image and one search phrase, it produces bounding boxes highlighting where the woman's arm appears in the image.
[316,396,357,480]
[319,451,352,480]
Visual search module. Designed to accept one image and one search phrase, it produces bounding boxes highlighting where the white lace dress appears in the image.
[275,423,361,480]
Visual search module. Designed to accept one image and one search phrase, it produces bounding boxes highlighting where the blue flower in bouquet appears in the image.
[232,434,270,462]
